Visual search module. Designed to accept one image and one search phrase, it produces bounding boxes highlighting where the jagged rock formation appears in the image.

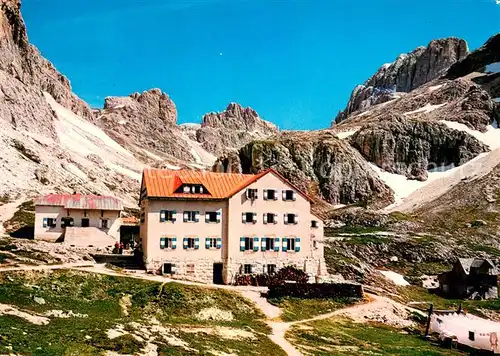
[214,131,394,208]
[95,89,198,164]
[0,0,93,121]
[446,33,500,79]
[334,38,468,123]
[349,115,489,180]
[0,0,142,204]
[195,103,278,156]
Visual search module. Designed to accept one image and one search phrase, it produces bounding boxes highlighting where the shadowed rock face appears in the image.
[0,0,93,122]
[195,103,278,156]
[334,38,469,124]
[446,33,500,79]
[349,115,489,181]
[214,131,394,209]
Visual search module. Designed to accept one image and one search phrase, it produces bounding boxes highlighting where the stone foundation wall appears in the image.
[145,257,222,284]
[224,256,327,284]
[145,256,327,285]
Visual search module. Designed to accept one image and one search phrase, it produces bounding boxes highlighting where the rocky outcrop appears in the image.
[0,0,93,121]
[349,115,489,180]
[196,103,278,156]
[446,33,500,79]
[104,89,177,125]
[334,38,468,124]
[96,89,197,163]
[215,131,394,208]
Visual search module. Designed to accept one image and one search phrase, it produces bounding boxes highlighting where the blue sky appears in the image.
[23,0,500,130]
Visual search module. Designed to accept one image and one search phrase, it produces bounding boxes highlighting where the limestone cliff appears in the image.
[334,38,468,123]
[215,131,394,209]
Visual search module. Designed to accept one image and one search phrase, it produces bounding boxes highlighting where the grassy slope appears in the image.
[268,297,358,322]
[397,286,500,318]
[286,317,462,356]
[0,270,284,356]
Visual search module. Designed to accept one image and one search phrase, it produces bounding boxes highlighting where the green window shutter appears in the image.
[205,238,211,249]
[274,237,280,252]
[240,237,245,251]
[205,212,210,223]
[172,211,177,222]
[160,211,166,222]
[216,238,222,249]
[43,218,48,228]
[160,237,166,249]
[195,211,200,223]
[282,237,288,252]
[172,237,177,249]
[253,237,259,252]
[194,238,200,249]
[261,237,266,251]
[183,238,188,249]
[216,211,221,223]
[295,237,301,252]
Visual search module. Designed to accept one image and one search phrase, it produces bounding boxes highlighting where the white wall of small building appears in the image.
[35,206,121,241]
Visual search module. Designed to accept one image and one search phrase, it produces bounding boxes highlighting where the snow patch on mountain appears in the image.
[441,120,500,149]
[485,62,500,74]
[404,103,446,115]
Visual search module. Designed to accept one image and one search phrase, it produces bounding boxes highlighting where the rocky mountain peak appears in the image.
[202,102,276,133]
[334,37,469,124]
[0,0,93,121]
[446,33,500,79]
[104,88,177,125]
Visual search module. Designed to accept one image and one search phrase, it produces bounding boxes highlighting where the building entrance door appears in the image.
[81,218,90,227]
[213,263,224,285]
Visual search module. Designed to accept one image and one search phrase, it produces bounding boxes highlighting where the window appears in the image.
[244,264,253,274]
[242,212,256,224]
[282,190,296,201]
[205,211,221,223]
[177,184,207,194]
[163,263,174,274]
[311,220,318,228]
[81,218,90,228]
[43,218,57,228]
[183,211,199,223]
[239,237,254,251]
[187,264,195,274]
[284,213,298,225]
[246,188,258,200]
[469,331,475,341]
[61,217,74,228]
[205,237,217,249]
[160,237,177,249]
[100,219,109,229]
[261,237,275,251]
[267,264,276,274]
[263,213,277,224]
[183,237,198,249]
[160,210,176,222]
[283,237,301,252]
[264,189,278,200]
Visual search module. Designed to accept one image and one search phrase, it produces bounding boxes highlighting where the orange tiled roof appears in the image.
[141,168,312,202]
[142,169,261,199]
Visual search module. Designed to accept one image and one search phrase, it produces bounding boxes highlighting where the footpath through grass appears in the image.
[269,297,358,322]
[0,269,285,356]
[286,317,463,356]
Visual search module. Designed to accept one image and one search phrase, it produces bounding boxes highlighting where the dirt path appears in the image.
[0,263,408,356]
